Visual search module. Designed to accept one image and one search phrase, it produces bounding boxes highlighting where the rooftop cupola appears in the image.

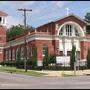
[0,11,8,26]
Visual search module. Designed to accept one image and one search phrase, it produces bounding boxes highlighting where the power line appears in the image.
[18,8,32,29]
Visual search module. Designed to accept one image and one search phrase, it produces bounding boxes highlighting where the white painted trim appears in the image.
[4,33,88,48]
[5,34,55,48]
[54,14,88,25]
[0,47,4,49]
[57,21,85,37]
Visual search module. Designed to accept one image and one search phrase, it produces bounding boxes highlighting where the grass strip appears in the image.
[0,66,47,77]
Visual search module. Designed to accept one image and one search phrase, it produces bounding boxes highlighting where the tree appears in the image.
[48,54,56,64]
[7,25,25,41]
[70,45,76,70]
[43,45,49,67]
[7,24,35,41]
[86,48,90,69]
[85,12,90,23]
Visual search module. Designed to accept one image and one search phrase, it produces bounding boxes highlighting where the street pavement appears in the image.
[0,72,90,89]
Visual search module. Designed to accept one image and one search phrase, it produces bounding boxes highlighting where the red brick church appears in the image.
[0,11,90,66]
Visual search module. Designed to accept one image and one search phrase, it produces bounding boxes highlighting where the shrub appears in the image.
[16,60,24,68]
[26,59,32,65]
[48,54,56,64]
[0,60,16,66]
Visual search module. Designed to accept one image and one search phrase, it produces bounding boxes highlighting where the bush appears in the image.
[48,54,56,64]
[16,60,24,68]
[16,58,37,69]
[0,60,16,67]
[42,65,71,70]
[26,59,32,65]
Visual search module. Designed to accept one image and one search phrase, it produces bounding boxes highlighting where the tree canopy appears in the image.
[6,24,35,41]
[84,12,90,23]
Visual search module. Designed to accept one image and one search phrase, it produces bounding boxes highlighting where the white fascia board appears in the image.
[5,34,89,48]
[5,34,56,48]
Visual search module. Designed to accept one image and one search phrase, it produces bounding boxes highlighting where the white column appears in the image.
[63,38,67,56]
[72,25,75,36]
[63,26,66,36]
[3,17,5,24]
[56,24,58,30]
[4,17,6,26]
[71,37,74,46]
[64,39,67,56]
[1,17,6,26]
[56,24,59,35]
[83,26,86,34]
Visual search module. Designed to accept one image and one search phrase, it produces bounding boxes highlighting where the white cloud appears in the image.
[51,1,66,8]
[6,16,23,28]
[0,1,71,28]
[0,1,35,9]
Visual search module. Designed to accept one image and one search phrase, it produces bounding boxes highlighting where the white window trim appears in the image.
[57,21,85,37]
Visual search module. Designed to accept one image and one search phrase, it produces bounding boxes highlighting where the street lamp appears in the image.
[18,8,32,72]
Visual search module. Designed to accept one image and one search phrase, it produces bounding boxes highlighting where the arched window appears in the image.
[59,24,80,37]
[27,45,30,59]
[12,49,15,60]
[66,24,72,36]
[21,47,24,60]
[5,50,8,61]
[9,50,11,60]
[16,48,19,60]
[16,48,21,60]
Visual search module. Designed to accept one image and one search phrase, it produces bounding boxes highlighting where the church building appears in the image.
[1,10,90,66]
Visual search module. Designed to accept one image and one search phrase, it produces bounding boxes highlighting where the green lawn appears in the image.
[0,66,47,77]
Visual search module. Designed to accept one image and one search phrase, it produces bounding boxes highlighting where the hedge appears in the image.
[0,60,16,66]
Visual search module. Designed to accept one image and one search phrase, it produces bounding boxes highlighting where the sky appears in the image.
[0,1,90,28]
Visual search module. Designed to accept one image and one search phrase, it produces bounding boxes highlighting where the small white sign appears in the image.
[37,61,43,66]
[56,56,70,66]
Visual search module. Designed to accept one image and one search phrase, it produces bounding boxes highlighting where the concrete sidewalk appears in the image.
[35,69,90,76]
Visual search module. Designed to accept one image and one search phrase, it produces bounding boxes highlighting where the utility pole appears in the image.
[18,8,32,72]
